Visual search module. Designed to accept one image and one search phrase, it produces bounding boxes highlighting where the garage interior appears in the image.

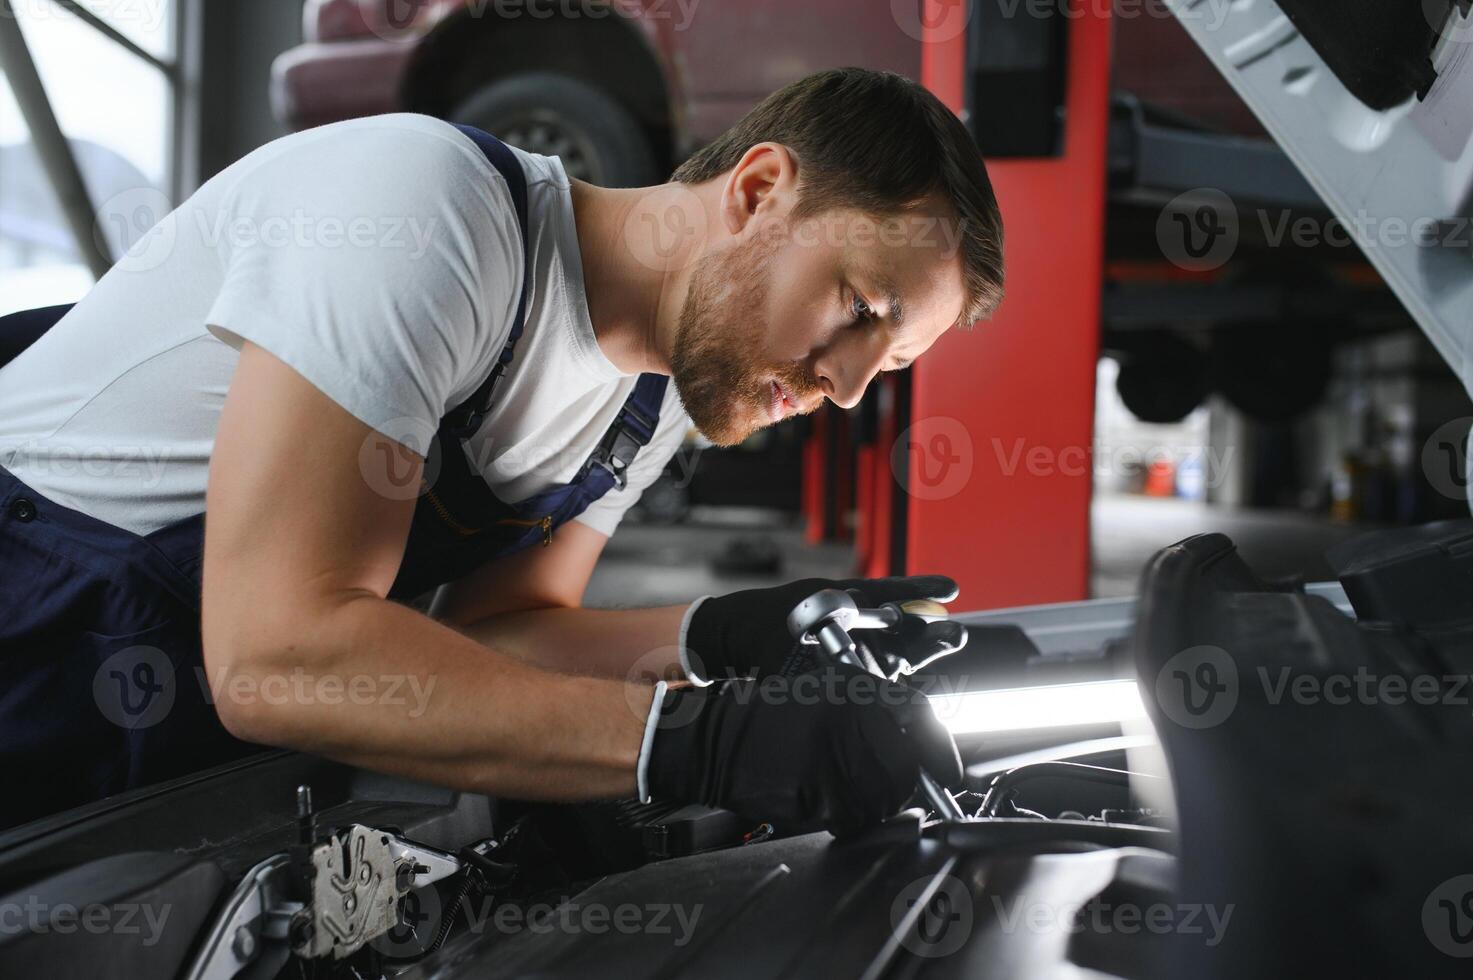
[2,1,1473,977]
[6,1,1468,613]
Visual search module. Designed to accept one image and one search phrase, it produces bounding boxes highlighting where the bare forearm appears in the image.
[204,594,652,800]
[456,604,692,681]
[202,347,654,803]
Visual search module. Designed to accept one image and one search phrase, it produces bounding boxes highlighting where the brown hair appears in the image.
[672,67,1005,327]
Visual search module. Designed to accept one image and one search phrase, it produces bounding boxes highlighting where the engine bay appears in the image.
[2,521,1471,978]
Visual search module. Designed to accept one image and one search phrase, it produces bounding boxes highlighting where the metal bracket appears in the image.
[182,855,301,980]
[296,825,409,960]
[184,819,466,977]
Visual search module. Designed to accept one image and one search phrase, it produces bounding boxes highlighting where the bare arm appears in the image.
[430,522,691,682]
[201,342,652,801]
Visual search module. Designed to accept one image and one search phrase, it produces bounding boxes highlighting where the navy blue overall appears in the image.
[0,128,668,829]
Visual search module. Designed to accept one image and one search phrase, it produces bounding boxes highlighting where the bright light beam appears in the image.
[928,679,1148,735]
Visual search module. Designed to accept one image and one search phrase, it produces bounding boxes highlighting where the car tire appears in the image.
[1211,324,1332,423]
[1113,334,1210,425]
[449,72,659,188]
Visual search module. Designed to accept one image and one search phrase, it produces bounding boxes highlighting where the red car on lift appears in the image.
[272,0,924,186]
[269,0,1436,558]
[271,0,1257,186]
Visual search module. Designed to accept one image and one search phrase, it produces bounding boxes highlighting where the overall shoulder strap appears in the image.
[0,303,75,370]
[579,373,671,491]
[442,124,532,440]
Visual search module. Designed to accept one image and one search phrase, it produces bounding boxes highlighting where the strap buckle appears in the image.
[587,402,658,492]
[590,430,640,491]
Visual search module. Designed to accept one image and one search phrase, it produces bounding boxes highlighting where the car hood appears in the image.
[1167,0,1473,498]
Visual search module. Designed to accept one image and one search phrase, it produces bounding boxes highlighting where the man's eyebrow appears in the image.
[886,283,905,329]
[862,272,905,329]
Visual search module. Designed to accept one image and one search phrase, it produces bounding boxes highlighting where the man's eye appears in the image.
[851,294,876,322]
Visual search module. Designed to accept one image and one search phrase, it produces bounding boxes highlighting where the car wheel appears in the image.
[635,470,690,524]
[449,72,659,188]
[1112,334,1210,425]
[1212,324,1332,423]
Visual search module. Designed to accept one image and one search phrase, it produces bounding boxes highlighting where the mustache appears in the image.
[771,365,823,411]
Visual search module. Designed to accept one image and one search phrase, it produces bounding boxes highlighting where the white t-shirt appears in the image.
[0,114,690,540]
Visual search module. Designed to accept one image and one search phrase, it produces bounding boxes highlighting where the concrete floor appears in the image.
[583,495,1376,610]
[1086,494,1371,597]
[584,508,853,609]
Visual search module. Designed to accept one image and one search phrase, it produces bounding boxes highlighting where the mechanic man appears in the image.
[0,68,1004,832]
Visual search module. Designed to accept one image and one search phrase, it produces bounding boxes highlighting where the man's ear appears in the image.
[719,142,797,236]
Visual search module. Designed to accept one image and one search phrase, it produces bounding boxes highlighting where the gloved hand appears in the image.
[640,665,964,836]
[679,575,967,684]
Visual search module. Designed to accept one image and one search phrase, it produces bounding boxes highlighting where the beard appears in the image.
[669,233,819,447]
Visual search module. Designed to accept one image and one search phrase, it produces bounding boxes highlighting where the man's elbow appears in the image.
[201,630,281,745]
[201,602,323,747]
[435,594,581,630]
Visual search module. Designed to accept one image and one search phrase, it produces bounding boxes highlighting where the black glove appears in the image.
[644,665,964,836]
[681,575,967,683]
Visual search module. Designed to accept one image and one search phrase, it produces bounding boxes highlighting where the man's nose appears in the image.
[816,341,887,410]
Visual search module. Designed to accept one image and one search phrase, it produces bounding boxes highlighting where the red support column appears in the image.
[801,407,828,545]
[833,410,855,543]
[864,375,901,578]
[906,0,1112,608]
[853,442,876,569]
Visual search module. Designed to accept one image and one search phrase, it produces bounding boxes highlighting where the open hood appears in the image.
[1166,0,1473,493]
